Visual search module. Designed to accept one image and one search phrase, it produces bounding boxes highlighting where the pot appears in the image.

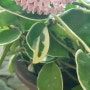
[14,59,37,90]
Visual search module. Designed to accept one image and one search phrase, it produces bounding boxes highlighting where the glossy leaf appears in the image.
[26,23,49,63]
[61,8,90,46]
[75,49,90,90]
[0,0,48,20]
[0,29,21,45]
[37,62,63,90]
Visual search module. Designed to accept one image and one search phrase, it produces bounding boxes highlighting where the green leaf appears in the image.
[26,23,49,63]
[61,8,90,46]
[0,10,17,26]
[65,3,76,10]
[0,0,48,20]
[37,62,63,90]
[47,34,69,57]
[0,29,21,45]
[0,26,9,32]
[72,85,83,90]
[75,49,90,90]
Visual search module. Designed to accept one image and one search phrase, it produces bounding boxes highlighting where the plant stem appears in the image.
[60,60,76,70]
[63,69,78,82]
[73,1,90,9]
[50,32,75,54]
[80,0,90,9]
[53,15,90,53]
[56,59,77,82]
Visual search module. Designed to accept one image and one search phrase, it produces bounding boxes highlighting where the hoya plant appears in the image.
[0,0,90,90]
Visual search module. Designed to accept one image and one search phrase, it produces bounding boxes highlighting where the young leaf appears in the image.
[26,23,49,64]
[75,49,90,90]
[37,62,63,90]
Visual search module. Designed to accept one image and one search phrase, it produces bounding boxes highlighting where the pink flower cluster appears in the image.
[15,0,76,15]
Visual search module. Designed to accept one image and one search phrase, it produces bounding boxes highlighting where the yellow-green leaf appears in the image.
[26,23,49,64]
